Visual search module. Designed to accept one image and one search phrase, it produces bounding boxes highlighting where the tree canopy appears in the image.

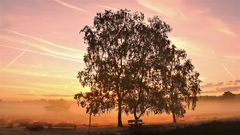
[75,9,201,127]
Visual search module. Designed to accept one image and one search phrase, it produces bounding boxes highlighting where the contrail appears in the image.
[211,50,236,80]
[222,64,236,80]
[53,0,88,13]
[16,40,83,59]
[0,44,82,63]
[2,29,85,60]
[5,48,28,68]
[6,29,81,52]
[218,28,237,37]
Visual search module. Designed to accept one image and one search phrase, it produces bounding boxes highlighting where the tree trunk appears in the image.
[172,112,177,123]
[117,101,123,127]
[89,113,92,128]
[134,107,139,120]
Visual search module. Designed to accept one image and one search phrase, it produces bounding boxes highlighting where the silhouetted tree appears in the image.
[78,9,154,126]
[74,87,115,127]
[74,89,115,116]
[222,91,235,99]
[77,9,201,126]
[122,16,173,121]
[158,46,201,123]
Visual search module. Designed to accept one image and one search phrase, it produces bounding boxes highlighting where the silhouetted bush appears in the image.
[26,122,44,131]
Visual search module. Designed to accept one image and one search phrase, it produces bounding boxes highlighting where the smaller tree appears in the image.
[160,46,201,123]
[74,88,115,127]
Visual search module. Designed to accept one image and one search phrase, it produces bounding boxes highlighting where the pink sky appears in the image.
[0,0,240,100]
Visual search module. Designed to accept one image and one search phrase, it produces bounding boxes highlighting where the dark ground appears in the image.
[1,120,240,135]
[123,120,240,135]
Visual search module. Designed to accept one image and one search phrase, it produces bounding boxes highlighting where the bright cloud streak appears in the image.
[222,64,236,80]
[1,30,85,61]
[5,48,28,68]
[17,40,83,60]
[1,68,72,80]
[170,36,213,58]
[6,29,82,52]
[137,0,184,18]
[218,28,238,37]
[0,45,83,63]
[53,0,88,13]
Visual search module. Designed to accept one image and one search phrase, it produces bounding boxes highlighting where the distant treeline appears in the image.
[199,91,240,101]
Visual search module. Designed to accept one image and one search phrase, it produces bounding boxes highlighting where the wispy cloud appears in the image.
[5,48,28,68]
[217,27,238,37]
[42,94,73,97]
[222,64,236,80]
[137,0,185,18]
[1,29,86,64]
[16,39,83,60]
[53,0,88,13]
[1,68,71,80]
[170,36,213,58]
[0,44,83,63]
[6,29,81,52]
[201,80,240,95]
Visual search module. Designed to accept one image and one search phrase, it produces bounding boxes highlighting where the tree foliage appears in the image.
[158,46,201,123]
[74,88,115,115]
[76,9,201,126]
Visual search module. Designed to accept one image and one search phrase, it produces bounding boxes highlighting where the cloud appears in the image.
[201,83,214,88]
[53,0,88,13]
[5,48,28,68]
[217,86,240,92]
[0,44,83,63]
[184,0,240,26]
[1,68,71,80]
[222,64,236,80]
[1,29,86,64]
[224,55,240,62]
[18,93,73,98]
[201,80,240,95]
[137,0,184,18]
[6,29,82,52]
[235,80,240,83]
[42,94,73,97]
[217,27,237,37]
[202,80,240,88]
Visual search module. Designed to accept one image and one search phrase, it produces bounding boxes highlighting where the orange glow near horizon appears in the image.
[0,0,240,101]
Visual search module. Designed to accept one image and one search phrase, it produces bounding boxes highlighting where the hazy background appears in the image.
[0,98,240,126]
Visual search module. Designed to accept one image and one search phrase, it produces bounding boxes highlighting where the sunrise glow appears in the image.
[0,0,239,101]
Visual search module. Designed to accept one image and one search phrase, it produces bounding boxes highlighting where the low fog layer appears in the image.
[0,98,240,126]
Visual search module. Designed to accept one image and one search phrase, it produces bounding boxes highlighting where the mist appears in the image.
[0,98,240,126]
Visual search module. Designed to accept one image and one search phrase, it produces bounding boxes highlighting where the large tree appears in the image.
[122,16,172,121]
[77,9,201,126]
[78,9,146,127]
